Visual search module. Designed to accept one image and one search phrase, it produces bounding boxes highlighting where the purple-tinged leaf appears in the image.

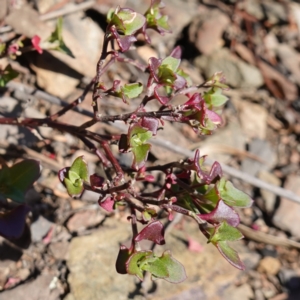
[198,199,240,227]
[116,244,134,274]
[126,251,152,280]
[154,84,171,105]
[135,220,165,245]
[169,46,182,59]
[216,241,245,270]
[98,196,115,212]
[110,26,137,52]
[0,205,30,239]
[193,150,222,184]
[90,174,105,188]
[148,57,162,82]
[141,117,159,135]
[58,167,69,183]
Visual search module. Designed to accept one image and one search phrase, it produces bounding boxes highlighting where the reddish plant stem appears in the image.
[101,141,124,183]
[95,109,180,123]
[92,33,112,115]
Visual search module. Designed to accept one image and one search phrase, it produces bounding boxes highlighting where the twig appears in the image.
[238,224,300,249]
[39,0,96,22]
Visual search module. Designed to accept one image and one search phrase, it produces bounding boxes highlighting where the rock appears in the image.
[30,52,80,99]
[195,48,263,88]
[262,2,287,24]
[66,209,105,233]
[30,215,54,243]
[67,217,139,300]
[258,171,281,214]
[241,139,277,176]
[244,0,264,20]
[34,0,60,14]
[199,121,246,164]
[279,268,300,290]
[238,101,268,140]
[67,217,251,300]
[49,241,69,260]
[188,9,230,55]
[0,274,62,300]
[273,175,300,238]
[257,257,281,275]
[225,283,254,300]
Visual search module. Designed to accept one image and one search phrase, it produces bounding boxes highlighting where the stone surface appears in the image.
[67,216,251,300]
[257,256,281,275]
[188,9,230,54]
[0,274,61,300]
[66,209,105,233]
[241,139,277,176]
[195,48,263,88]
[258,171,281,214]
[273,175,300,238]
[30,215,54,243]
[238,101,268,140]
[199,121,246,164]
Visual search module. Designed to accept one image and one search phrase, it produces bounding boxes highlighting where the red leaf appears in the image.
[198,199,240,227]
[135,220,165,245]
[31,35,43,54]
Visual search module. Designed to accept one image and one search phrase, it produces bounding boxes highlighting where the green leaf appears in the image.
[0,64,19,87]
[158,66,176,85]
[121,82,143,99]
[141,250,187,283]
[110,8,146,35]
[64,177,83,196]
[63,156,88,197]
[47,17,74,58]
[0,43,6,55]
[209,221,243,244]
[0,159,40,203]
[216,241,245,270]
[204,88,228,107]
[126,251,152,281]
[140,255,169,279]
[217,178,253,207]
[142,208,157,221]
[132,144,151,168]
[69,156,88,181]
[130,126,152,147]
[161,56,180,72]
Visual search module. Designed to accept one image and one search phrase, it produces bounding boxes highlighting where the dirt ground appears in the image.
[1,0,300,299]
